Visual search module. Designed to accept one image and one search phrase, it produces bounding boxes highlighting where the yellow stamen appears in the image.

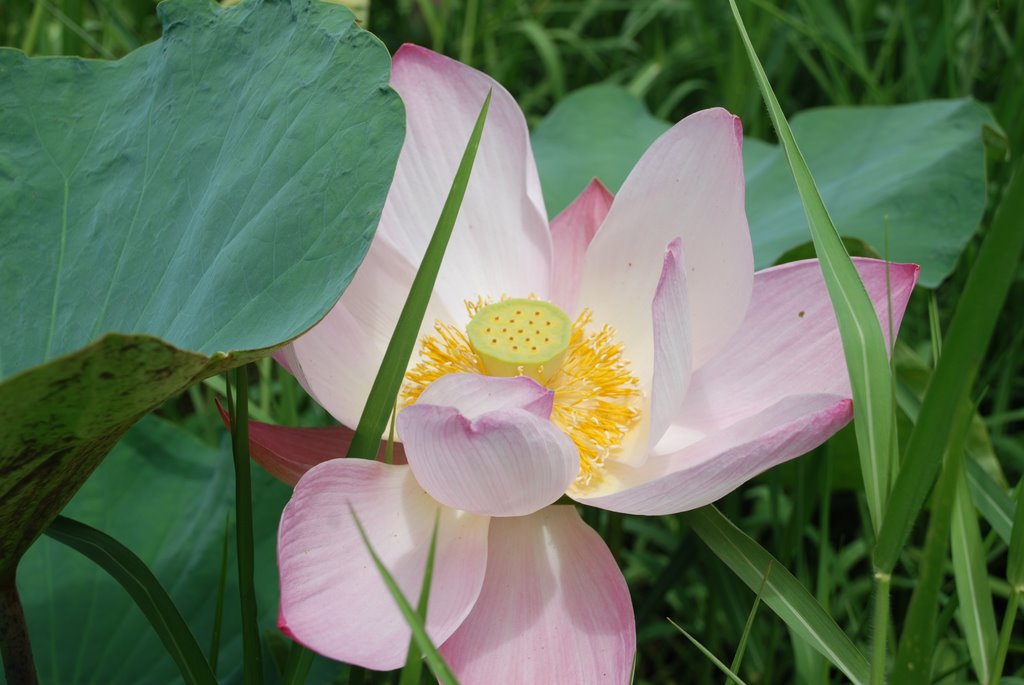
[401,300,641,490]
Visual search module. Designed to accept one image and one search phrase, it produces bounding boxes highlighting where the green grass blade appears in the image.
[684,506,870,685]
[726,0,897,533]
[399,511,441,685]
[728,560,771,680]
[951,465,998,683]
[229,367,263,685]
[44,516,217,685]
[346,92,492,459]
[668,618,748,685]
[348,506,459,685]
[875,164,1024,573]
[890,398,974,683]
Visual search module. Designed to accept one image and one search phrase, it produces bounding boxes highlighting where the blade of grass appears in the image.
[875,164,1024,574]
[44,516,217,685]
[399,511,441,685]
[228,367,263,685]
[348,505,459,685]
[684,506,870,685]
[669,618,748,685]
[726,0,896,536]
[951,465,998,683]
[728,560,772,680]
[346,91,491,459]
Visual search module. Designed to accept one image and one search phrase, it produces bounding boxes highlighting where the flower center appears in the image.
[465,298,572,383]
[401,296,641,491]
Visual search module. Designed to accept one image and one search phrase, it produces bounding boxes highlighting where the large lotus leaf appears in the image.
[529,87,993,287]
[0,0,404,575]
[11,415,294,684]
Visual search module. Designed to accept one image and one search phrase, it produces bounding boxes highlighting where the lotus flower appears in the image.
[255,45,919,683]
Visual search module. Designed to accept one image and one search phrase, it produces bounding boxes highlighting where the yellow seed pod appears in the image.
[466,298,572,383]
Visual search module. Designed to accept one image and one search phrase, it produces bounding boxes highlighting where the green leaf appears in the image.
[0,0,403,576]
[44,516,217,685]
[529,86,993,287]
[684,506,870,685]
[530,84,670,216]
[12,415,291,683]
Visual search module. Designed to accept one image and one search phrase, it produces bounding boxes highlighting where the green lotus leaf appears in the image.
[0,0,404,575]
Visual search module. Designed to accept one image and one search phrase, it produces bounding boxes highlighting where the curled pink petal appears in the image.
[277,460,489,670]
[440,506,635,684]
[647,238,692,450]
[549,178,614,312]
[398,374,579,517]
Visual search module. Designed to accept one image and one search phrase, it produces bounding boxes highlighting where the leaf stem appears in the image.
[0,574,38,685]
[870,570,891,685]
[230,367,263,685]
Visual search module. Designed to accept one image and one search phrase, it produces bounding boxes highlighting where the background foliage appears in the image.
[2,0,1022,683]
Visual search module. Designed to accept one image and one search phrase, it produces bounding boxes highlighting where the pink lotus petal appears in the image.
[578,394,852,514]
[440,506,635,683]
[217,403,407,485]
[280,43,555,427]
[578,109,752,379]
[655,258,919,454]
[647,238,692,450]
[277,460,489,670]
[387,45,553,314]
[398,375,579,517]
[549,178,614,312]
